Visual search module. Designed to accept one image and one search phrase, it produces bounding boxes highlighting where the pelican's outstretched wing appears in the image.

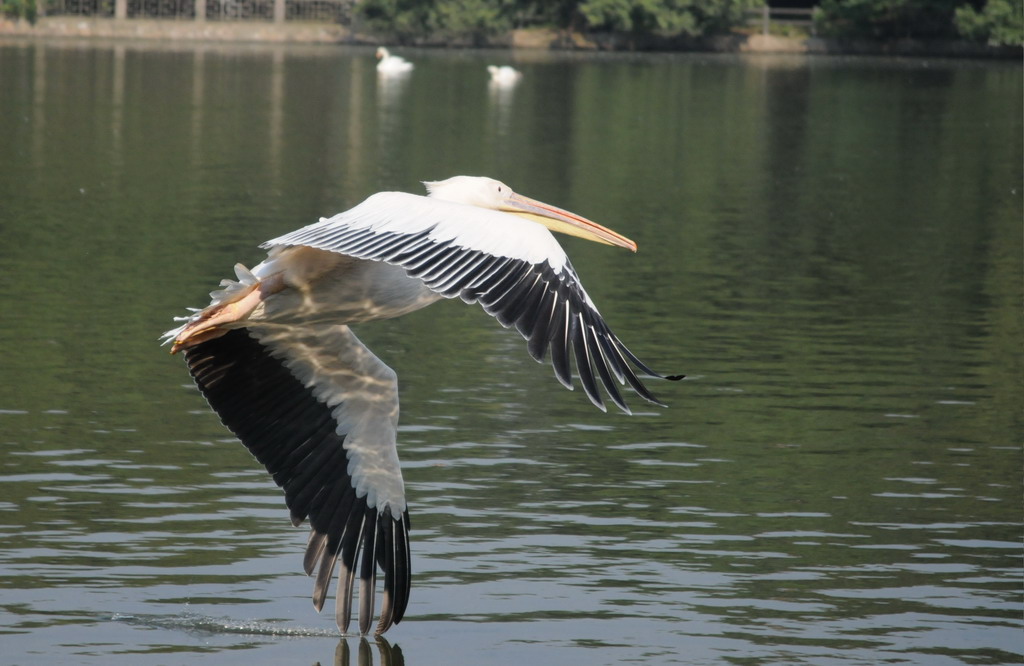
[182,323,410,635]
[265,192,682,414]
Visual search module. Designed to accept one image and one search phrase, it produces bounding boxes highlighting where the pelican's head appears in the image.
[423,176,637,251]
[376,47,389,60]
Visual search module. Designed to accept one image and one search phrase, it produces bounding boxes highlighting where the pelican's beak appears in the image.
[500,193,638,252]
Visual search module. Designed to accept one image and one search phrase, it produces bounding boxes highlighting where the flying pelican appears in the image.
[487,65,522,85]
[375,47,413,74]
[163,176,682,636]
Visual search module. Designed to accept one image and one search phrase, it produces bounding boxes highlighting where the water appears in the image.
[0,40,1021,665]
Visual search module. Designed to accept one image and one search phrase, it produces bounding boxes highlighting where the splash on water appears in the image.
[110,610,340,637]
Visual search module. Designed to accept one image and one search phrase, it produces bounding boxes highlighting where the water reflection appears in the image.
[111,44,125,170]
[328,637,404,666]
[486,67,520,136]
[30,44,46,169]
[375,61,413,184]
[377,67,412,112]
[190,49,205,171]
[269,49,285,178]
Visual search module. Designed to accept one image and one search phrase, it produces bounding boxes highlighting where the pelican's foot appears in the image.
[170,272,284,354]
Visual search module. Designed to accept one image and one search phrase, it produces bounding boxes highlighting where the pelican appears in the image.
[487,65,522,85]
[163,176,681,635]
[375,47,413,74]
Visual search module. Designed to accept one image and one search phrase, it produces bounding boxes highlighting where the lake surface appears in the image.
[0,39,1021,666]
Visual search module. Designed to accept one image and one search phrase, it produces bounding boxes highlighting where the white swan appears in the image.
[487,65,522,86]
[376,47,413,74]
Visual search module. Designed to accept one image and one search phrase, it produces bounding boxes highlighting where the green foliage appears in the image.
[576,0,762,35]
[358,0,427,39]
[955,0,1024,45]
[512,0,577,27]
[815,0,951,40]
[1,0,37,23]
[426,0,511,38]
[359,0,762,39]
[356,0,1022,45]
[815,0,1024,42]
[359,0,521,41]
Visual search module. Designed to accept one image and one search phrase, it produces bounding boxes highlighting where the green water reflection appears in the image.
[0,41,1020,665]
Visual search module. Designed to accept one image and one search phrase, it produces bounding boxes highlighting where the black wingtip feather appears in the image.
[571,317,606,412]
[358,507,379,635]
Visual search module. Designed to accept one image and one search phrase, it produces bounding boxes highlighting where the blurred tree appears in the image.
[577,0,762,35]
[358,0,421,39]
[359,0,520,40]
[815,0,1022,42]
[358,0,763,39]
[508,0,579,27]
[1,0,37,23]
[955,0,1024,45]
[356,0,1022,45]
[427,0,511,39]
